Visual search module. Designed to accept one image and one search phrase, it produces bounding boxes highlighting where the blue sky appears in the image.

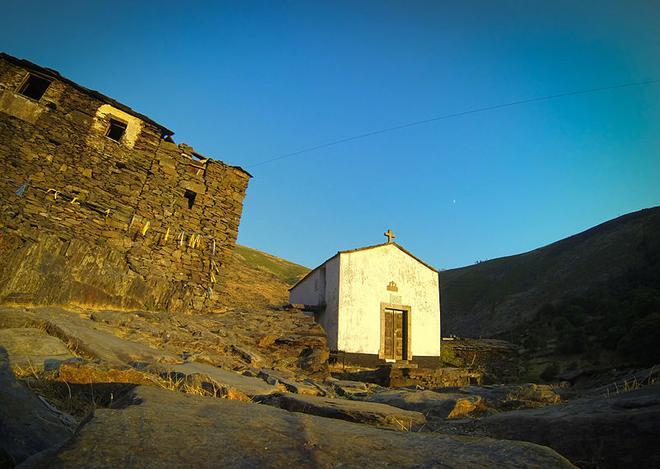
[2,1,659,269]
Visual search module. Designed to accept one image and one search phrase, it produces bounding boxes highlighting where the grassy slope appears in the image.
[440,206,660,378]
[441,206,660,338]
[220,245,309,309]
[233,245,309,285]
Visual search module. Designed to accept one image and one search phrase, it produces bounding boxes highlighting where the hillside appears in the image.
[222,208,660,372]
[220,245,310,309]
[440,206,660,370]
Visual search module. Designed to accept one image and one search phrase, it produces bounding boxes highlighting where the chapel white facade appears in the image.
[289,232,441,367]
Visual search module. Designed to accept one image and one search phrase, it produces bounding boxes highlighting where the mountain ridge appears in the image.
[439,206,660,339]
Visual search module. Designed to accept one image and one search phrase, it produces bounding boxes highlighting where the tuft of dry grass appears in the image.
[604,366,658,397]
[14,360,249,419]
[155,373,223,397]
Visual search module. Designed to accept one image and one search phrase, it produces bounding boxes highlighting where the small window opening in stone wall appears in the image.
[106,118,127,142]
[18,73,52,100]
[184,189,197,209]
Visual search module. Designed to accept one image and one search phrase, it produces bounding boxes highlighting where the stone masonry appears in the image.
[0,53,251,312]
[441,338,521,383]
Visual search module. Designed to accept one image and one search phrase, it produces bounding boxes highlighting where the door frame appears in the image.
[378,302,412,361]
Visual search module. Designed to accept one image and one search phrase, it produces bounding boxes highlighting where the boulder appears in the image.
[229,344,264,366]
[327,378,371,398]
[298,346,330,374]
[472,384,660,468]
[21,385,575,468]
[0,348,74,466]
[445,383,561,410]
[366,389,485,419]
[257,369,323,395]
[256,392,427,430]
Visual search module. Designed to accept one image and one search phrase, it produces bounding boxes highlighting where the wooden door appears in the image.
[383,308,405,360]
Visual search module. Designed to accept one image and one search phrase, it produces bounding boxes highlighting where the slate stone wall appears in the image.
[441,338,521,383]
[0,55,250,312]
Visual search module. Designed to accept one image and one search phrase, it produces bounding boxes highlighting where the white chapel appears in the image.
[289,230,441,367]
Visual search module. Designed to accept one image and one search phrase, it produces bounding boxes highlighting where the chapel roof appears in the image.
[289,242,439,291]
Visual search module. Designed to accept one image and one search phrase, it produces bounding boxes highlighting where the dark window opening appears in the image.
[184,189,197,209]
[106,119,127,142]
[18,74,52,100]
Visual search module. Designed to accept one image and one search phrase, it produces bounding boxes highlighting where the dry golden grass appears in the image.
[12,358,252,423]
[604,366,658,397]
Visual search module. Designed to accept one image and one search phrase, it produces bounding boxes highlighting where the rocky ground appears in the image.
[1,304,658,468]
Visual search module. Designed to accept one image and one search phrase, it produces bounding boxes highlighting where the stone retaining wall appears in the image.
[386,366,483,388]
[441,338,521,383]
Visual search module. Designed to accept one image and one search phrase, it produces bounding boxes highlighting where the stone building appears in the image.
[0,53,251,312]
[289,231,441,367]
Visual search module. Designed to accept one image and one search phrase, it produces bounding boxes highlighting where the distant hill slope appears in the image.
[224,209,659,371]
[220,245,309,309]
[440,207,660,340]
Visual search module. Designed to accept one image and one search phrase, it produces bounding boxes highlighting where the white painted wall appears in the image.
[290,244,441,358]
[337,244,440,357]
[289,256,340,350]
[289,267,325,306]
[320,256,340,350]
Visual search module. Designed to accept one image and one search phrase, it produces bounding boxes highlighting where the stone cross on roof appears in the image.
[384,229,396,244]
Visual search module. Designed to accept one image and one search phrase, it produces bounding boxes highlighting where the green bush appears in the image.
[540,362,559,381]
[617,313,660,366]
[557,327,586,354]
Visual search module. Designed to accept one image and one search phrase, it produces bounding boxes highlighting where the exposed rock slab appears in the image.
[0,349,74,466]
[258,369,323,395]
[21,386,575,468]
[366,389,485,419]
[0,307,180,368]
[327,378,371,398]
[443,383,561,410]
[471,384,660,468]
[256,392,427,430]
[0,305,330,380]
[0,328,75,371]
[168,362,280,399]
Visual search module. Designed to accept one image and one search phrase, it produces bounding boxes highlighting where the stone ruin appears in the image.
[0,53,251,312]
[441,337,521,383]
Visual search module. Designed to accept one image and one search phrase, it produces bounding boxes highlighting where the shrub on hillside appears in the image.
[617,313,660,366]
[540,362,559,381]
[557,327,586,354]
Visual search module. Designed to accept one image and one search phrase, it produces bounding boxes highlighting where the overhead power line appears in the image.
[246,79,660,168]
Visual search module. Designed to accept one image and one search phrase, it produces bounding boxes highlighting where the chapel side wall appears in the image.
[0,56,249,311]
[337,245,441,357]
[322,256,340,350]
[289,269,325,306]
[289,257,339,350]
